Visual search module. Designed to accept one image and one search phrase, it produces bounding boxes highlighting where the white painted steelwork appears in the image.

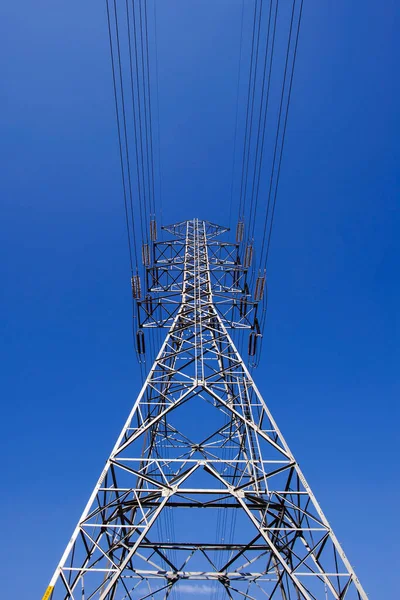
[43,219,367,600]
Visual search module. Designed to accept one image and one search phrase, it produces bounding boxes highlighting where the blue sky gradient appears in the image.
[1,0,399,597]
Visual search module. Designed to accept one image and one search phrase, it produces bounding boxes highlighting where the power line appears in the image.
[237,0,260,222]
[247,0,279,244]
[228,0,245,233]
[153,0,163,233]
[105,0,137,274]
[258,0,303,273]
[138,0,152,234]
[255,0,304,365]
[112,0,140,265]
[240,0,264,232]
[144,0,157,219]
[262,0,304,271]
[126,0,146,245]
[131,0,149,244]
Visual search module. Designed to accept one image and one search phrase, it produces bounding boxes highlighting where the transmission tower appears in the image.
[43,219,367,600]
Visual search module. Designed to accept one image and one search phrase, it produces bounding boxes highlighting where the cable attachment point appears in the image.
[149,267,159,289]
[233,266,241,288]
[248,332,257,357]
[239,296,248,318]
[236,219,245,243]
[243,244,253,268]
[144,294,153,316]
[131,275,142,299]
[239,283,249,317]
[150,218,157,242]
[248,318,261,357]
[142,243,151,267]
[136,329,146,355]
[254,274,266,301]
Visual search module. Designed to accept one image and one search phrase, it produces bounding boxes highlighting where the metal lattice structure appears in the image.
[43,219,367,600]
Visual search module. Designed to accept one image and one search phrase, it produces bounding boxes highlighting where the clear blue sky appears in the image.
[1,0,399,598]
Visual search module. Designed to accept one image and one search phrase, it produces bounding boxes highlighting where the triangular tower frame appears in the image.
[43,219,367,600]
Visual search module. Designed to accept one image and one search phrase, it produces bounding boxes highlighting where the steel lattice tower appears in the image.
[43,219,367,600]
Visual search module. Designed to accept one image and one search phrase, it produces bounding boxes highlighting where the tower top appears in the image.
[162,218,229,238]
